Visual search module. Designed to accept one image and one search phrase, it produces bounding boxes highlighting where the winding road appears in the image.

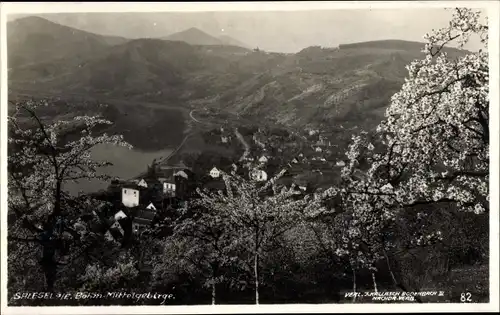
[189,109,202,123]
[234,128,251,162]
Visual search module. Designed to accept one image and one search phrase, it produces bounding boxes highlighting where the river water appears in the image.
[63,143,173,195]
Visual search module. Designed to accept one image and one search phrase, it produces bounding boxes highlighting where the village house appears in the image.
[174,170,189,179]
[336,160,346,167]
[174,168,197,199]
[110,220,125,235]
[258,155,269,163]
[315,147,323,153]
[221,136,229,143]
[105,218,127,243]
[209,167,221,178]
[132,209,156,233]
[162,181,176,195]
[122,186,140,208]
[250,169,268,182]
[114,210,127,221]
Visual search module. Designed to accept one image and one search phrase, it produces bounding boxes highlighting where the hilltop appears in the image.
[8,17,469,149]
[163,27,225,46]
[162,27,250,49]
[7,16,128,69]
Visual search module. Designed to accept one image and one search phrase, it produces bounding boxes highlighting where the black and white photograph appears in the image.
[1,1,499,313]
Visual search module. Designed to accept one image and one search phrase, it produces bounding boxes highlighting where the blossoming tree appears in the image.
[194,163,330,304]
[329,7,489,296]
[7,99,132,291]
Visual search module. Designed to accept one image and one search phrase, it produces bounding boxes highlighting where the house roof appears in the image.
[133,217,152,226]
[136,209,155,221]
[114,210,127,220]
[122,183,140,190]
[175,169,194,179]
[157,168,176,181]
[146,200,163,210]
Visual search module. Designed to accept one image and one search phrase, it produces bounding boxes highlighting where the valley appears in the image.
[6,15,468,193]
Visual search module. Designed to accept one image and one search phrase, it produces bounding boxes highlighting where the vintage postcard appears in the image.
[1,1,499,314]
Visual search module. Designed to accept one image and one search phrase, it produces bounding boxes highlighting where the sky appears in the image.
[8,9,485,53]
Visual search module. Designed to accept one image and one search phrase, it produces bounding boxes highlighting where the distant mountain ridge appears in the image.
[163,27,224,46]
[162,27,251,49]
[8,16,468,133]
[7,16,129,69]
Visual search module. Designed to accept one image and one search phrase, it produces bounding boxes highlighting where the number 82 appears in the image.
[460,292,472,302]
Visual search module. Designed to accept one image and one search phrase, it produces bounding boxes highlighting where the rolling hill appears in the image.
[7,16,128,69]
[8,17,469,135]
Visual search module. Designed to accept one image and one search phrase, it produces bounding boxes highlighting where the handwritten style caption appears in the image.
[12,291,175,304]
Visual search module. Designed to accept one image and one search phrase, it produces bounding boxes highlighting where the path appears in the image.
[134,107,206,179]
[253,133,266,149]
[234,128,251,162]
[189,110,202,123]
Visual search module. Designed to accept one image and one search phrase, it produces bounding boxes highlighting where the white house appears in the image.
[299,185,307,191]
[336,160,346,167]
[315,147,323,153]
[138,179,148,188]
[114,210,127,221]
[163,182,176,194]
[209,167,220,178]
[146,202,157,211]
[259,156,269,163]
[174,170,189,179]
[122,187,139,208]
[221,136,229,143]
[250,169,268,182]
[292,158,298,164]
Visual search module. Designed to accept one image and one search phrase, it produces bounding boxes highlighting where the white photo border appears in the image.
[1,1,498,314]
